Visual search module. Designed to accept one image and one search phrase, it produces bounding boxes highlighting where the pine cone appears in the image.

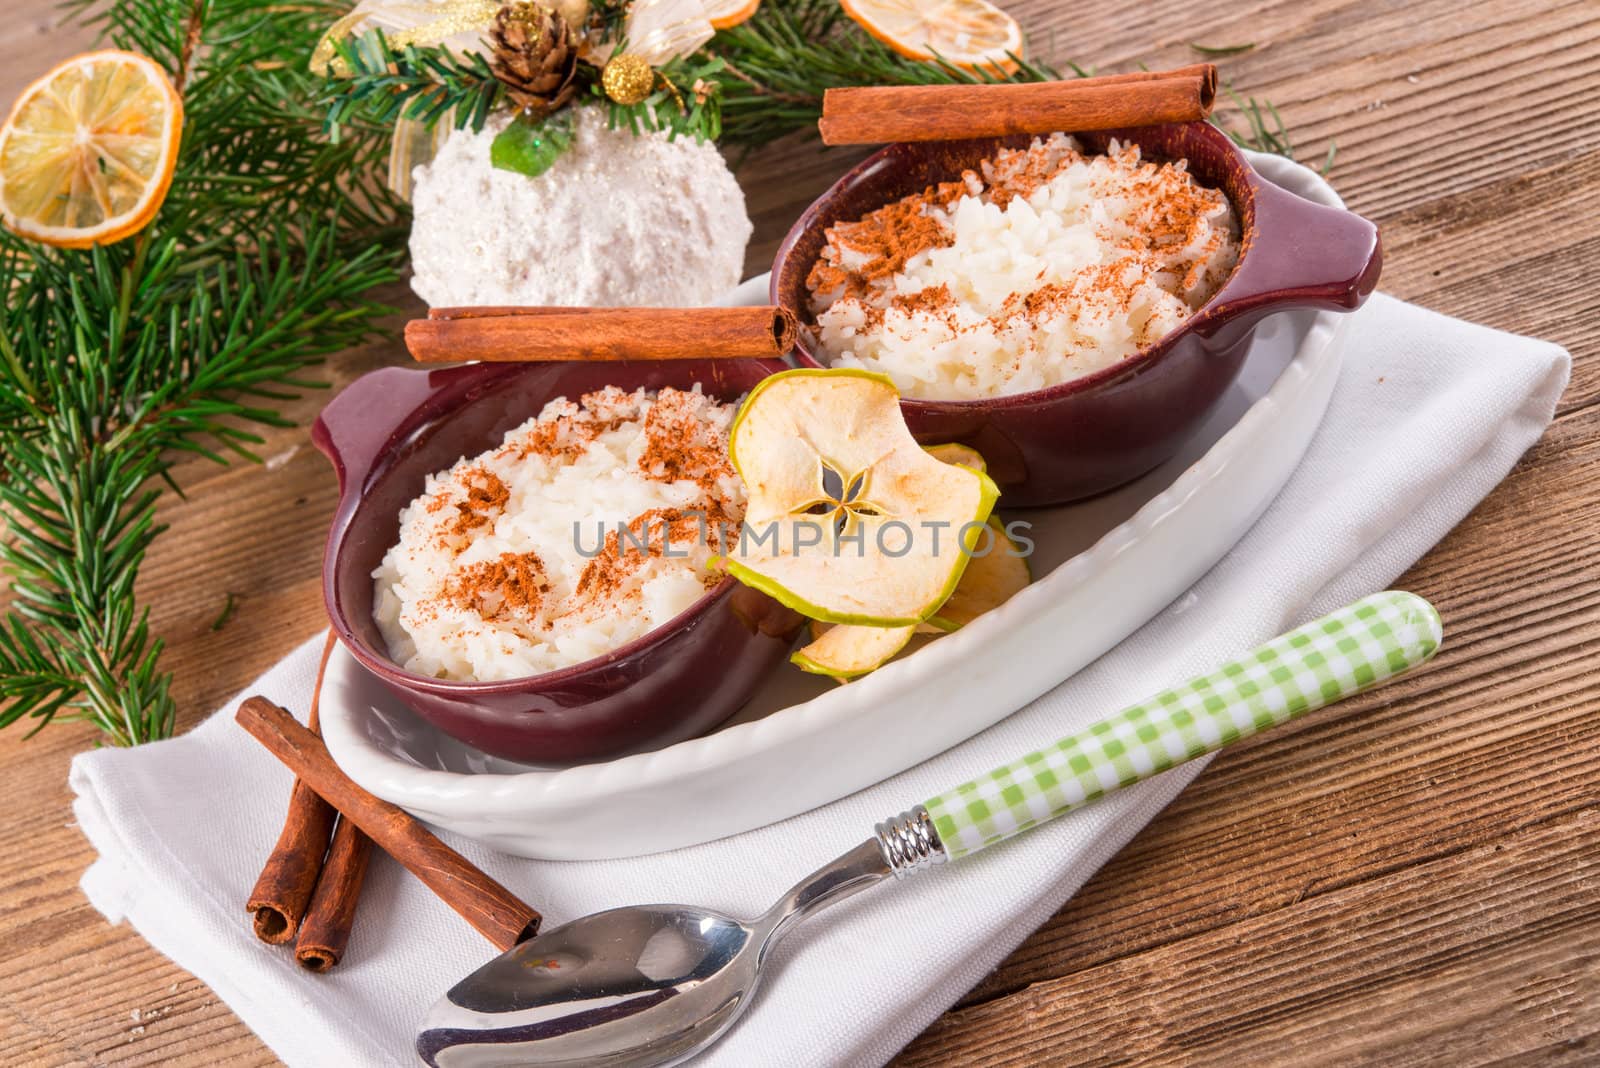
[489,3,579,116]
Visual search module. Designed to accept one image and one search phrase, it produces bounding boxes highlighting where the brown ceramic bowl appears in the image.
[772,122,1382,505]
[313,358,802,766]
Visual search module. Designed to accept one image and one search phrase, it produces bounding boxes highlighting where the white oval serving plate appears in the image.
[321,151,1356,860]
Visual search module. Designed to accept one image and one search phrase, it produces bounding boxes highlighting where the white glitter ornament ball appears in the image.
[408,109,753,308]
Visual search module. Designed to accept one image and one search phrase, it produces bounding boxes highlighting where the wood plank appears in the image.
[898,806,1600,1066]
[0,7,95,93]
[938,405,1600,1011]
[1374,151,1600,410]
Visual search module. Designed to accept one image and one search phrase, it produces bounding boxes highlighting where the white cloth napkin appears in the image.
[70,292,1568,1068]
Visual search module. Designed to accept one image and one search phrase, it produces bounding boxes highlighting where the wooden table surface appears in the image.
[4,0,1599,1064]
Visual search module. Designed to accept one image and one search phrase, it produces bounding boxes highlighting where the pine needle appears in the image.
[209,593,237,633]
[1189,42,1257,57]
[1221,88,1293,156]
[0,0,404,745]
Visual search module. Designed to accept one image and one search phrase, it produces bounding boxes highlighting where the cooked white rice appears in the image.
[808,135,1241,400]
[373,386,744,682]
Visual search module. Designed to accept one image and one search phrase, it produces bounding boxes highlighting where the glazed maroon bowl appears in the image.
[772,121,1382,506]
[312,358,802,766]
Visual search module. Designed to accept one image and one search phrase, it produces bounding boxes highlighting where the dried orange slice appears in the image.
[704,0,761,29]
[841,0,1023,72]
[0,50,183,249]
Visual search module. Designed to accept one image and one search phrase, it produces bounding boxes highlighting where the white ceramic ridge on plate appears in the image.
[321,151,1355,860]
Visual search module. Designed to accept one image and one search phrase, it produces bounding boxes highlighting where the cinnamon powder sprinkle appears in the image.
[375,386,747,681]
[805,134,1242,400]
[806,179,968,303]
[891,283,954,316]
[575,506,730,603]
[637,388,737,494]
[446,551,549,622]
[438,467,509,538]
[497,401,627,466]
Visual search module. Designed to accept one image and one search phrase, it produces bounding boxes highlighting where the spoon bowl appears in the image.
[418,907,762,1068]
[418,840,892,1068]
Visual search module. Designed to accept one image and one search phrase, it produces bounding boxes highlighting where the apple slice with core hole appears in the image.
[721,368,999,627]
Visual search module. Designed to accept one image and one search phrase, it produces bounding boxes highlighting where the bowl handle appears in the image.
[1220,178,1383,319]
[311,366,443,499]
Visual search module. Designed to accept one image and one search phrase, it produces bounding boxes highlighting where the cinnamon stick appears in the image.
[237,697,541,951]
[294,816,375,972]
[818,64,1217,145]
[244,632,340,944]
[405,306,799,364]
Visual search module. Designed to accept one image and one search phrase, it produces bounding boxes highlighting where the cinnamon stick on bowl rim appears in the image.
[244,632,341,945]
[237,697,541,951]
[817,64,1217,145]
[405,305,799,365]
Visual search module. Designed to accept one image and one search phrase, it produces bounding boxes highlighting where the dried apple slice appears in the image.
[792,620,914,681]
[723,368,999,626]
[924,442,987,472]
[789,444,1025,680]
[796,522,1031,674]
[923,521,1031,632]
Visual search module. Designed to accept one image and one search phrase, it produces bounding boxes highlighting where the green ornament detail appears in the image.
[490,113,574,178]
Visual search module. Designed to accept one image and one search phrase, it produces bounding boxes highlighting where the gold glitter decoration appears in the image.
[502,0,547,36]
[601,53,654,106]
[311,0,503,76]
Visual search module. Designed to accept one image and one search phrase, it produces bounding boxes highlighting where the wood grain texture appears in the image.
[1,0,1597,1064]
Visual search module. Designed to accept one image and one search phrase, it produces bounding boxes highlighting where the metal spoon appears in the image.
[418,592,1442,1068]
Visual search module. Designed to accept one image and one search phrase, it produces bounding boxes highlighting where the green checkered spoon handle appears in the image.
[874,591,1443,869]
[404,592,1443,1067]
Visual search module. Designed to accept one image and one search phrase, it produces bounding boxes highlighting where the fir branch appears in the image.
[321,31,506,140]
[1,0,405,744]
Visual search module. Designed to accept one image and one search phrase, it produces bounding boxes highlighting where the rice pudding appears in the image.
[373,386,744,682]
[806,134,1241,400]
